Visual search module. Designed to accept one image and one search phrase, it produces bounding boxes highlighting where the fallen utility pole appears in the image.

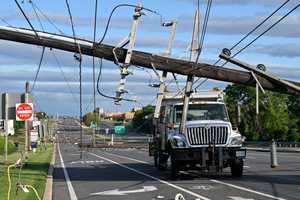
[0,26,299,96]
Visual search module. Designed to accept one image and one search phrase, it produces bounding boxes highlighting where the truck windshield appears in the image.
[174,104,229,123]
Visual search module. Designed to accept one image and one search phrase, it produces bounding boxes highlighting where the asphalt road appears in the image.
[53,119,300,200]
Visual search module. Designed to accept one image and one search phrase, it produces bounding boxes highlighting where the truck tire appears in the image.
[230,158,244,177]
[170,150,179,179]
[154,151,158,167]
[155,151,168,170]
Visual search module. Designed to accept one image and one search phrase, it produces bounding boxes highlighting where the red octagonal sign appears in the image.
[16,103,34,121]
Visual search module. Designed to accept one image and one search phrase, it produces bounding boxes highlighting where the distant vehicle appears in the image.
[149,91,246,178]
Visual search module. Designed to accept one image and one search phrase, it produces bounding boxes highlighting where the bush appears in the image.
[0,136,16,155]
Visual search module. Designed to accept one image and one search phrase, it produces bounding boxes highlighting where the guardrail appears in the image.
[244,141,300,148]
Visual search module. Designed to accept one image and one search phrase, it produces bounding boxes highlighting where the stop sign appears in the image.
[16,103,34,121]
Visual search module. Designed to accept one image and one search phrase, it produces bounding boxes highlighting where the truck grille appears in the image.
[186,126,228,145]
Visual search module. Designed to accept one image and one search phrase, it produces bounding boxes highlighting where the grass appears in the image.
[0,144,53,200]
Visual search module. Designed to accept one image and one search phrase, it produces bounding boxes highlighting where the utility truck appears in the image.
[149,91,246,178]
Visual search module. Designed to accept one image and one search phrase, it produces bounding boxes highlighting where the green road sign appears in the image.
[90,121,97,129]
[114,125,125,135]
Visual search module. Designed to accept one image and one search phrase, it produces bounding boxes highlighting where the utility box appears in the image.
[4,120,14,136]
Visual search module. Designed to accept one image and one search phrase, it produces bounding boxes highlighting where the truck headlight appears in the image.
[171,134,188,148]
[229,136,245,145]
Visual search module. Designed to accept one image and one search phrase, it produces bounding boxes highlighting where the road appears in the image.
[53,119,300,200]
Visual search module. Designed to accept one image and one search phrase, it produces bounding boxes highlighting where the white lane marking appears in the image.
[89,152,210,200]
[104,151,287,200]
[243,165,250,169]
[210,180,286,200]
[228,196,254,200]
[104,151,149,164]
[190,185,214,191]
[69,160,104,164]
[91,186,157,196]
[57,143,78,200]
[246,156,256,159]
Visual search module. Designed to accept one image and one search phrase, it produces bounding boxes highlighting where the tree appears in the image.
[224,84,298,141]
[83,111,100,127]
[132,105,154,134]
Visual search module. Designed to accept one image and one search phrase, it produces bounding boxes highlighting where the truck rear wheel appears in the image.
[230,158,244,177]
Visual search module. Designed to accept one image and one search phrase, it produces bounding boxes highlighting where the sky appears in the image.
[0,0,299,116]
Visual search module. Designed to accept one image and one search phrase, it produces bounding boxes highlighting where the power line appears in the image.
[92,0,98,115]
[14,0,39,38]
[30,1,65,35]
[51,49,79,104]
[29,0,45,31]
[214,0,290,66]
[0,17,12,27]
[195,0,212,63]
[96,58,137,103]
[97,3,161,45]
[30,46,45,92]
[65,0,84,158]
[194,0,294,90]
[221,2,300,66]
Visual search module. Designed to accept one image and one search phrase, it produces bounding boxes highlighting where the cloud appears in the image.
[250,44,300,58]
[176,0,289,6]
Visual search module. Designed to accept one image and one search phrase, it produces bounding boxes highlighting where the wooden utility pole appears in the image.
[0,26,299,96]
[25,81,29,153]
[4,93,8,162]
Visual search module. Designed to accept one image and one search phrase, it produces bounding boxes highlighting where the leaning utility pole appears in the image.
[0,26,299,96]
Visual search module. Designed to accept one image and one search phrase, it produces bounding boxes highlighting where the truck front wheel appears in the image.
[170,150,179,179]
[155,151,168,170]
[230,158,244,177]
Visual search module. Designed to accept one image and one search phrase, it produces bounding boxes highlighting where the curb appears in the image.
[246,147,300,153]
[43,142,56,200]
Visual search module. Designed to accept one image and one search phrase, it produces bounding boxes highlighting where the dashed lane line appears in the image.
[89,152,211,200]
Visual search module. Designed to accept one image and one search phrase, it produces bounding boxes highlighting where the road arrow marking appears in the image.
[90,186,157,196]
[228,196,254,200]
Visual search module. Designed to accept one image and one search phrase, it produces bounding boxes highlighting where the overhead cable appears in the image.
[14,0,39,38]
[30,46,45,92]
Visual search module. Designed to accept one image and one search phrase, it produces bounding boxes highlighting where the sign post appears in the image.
[16,83,33,153]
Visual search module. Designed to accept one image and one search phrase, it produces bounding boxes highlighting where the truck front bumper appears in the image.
[171,147,246,163]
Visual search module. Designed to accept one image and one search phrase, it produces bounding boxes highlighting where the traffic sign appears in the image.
[16,103,33,121]
[114,125,125,135]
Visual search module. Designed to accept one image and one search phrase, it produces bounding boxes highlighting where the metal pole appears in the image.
[270,140,278,168]
[115,6,142,103]
[180,10,200,134]
[25,82,29,153]
[256,83,259,115]
[4,93,8,162]
[237,102,241,124]
[154,21,177,119]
